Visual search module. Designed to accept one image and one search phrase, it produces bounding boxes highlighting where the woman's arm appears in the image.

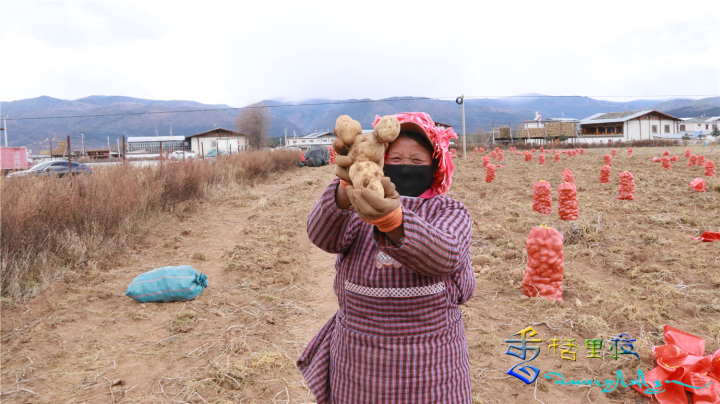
[374,198,472,278]
[307,178,363,254]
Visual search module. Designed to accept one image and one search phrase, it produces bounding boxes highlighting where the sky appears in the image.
[1,0,719,107]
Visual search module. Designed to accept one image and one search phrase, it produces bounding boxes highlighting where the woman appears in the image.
[298,112,474,403]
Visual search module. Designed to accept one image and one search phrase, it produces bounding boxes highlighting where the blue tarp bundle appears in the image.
[125,265,208,303]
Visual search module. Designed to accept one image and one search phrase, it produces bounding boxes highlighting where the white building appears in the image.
[186,128,247,155]
[127,136,188,154]
[578,110,681,144]
[286,132,336,149]
[678,117,720,136]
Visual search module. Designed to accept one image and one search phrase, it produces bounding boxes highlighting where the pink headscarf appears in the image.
[372,112,457,195]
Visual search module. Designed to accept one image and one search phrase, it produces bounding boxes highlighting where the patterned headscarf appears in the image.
[373,112,457,195]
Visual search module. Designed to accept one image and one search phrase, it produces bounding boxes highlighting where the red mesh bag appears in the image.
[705,160,716,176]
[485,164,496,183]
[627,148,633,156]
[600,165,611,183]
[538,154,545,165]
[663,150,669,156]
[558,182,578,221]
[532,148,536,152]
[328,146,337,164]
[474,147,478,154]
[532,180,552,215]
[554,153,560,163]
[552,149,557,153]
[561,168,575,184]
[482,155,490,167]
[516,151,523,155]
[540,146,544,152]
[671,156,678,162]
[491,151,497,159]
[580,148,585,155]
[690,178,706,192]
[525,152,533,162]
[685,148,691,157]
[617,171,635,200]
[495,147,500,153]
[697,155,705,166]
[479,147,484,153]
[498,150,504,162]
[688,154,697,166]
[604,154,612,166]
[611,149,617,156]
[300,153,305,162]
[522,226,564,302]
[653,157,661,163]
[662,156,671,170]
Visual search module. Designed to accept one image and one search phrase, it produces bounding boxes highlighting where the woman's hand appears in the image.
[346,178,400,222]
[346,178,405,244]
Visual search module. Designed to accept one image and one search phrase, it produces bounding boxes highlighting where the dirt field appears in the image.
[2,145,719,404]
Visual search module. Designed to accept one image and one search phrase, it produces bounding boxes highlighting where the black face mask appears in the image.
[383,164,434,197]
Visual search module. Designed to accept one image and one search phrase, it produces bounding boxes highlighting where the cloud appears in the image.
[1,2,164,48]
[0,0,718,106]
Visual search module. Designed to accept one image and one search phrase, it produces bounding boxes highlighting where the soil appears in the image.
[2,145,719,404]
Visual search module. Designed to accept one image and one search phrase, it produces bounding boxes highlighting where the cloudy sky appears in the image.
[1,0,718,106]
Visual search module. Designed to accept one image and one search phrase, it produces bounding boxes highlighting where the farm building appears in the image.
[287,132,337,149]
[185,128,246,155]
[678,117,720,137]
[578,110,681,144]
[127,136,189,154]
[520,118,579,144]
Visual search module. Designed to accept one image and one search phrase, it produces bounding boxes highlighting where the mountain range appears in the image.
[1,95,718,151]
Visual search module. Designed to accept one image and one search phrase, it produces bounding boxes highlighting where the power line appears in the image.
[4,94,718,121]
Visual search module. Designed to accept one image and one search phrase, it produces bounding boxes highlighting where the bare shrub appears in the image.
[234,104,270,150]
[0,149,300,303]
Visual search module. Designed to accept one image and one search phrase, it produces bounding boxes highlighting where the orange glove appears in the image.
[346,177,403,232]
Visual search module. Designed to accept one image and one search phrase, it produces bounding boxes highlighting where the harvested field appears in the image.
[2,145,719,403]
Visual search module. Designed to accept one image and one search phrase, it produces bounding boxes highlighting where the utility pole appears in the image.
[49,138,52,161]
[107,136,111,157]
[81,134,86,155]
[457,95,466,158]
[3,117,7,147]
[67,135,72,173]
[117,139,120,157]
[284,128,287,147]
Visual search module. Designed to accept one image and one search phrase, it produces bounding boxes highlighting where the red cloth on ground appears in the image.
[689,231,720,242]
[632,325,720,404]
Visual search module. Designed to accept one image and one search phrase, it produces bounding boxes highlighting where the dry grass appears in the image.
[0,150,300,303]
[454,144,719,403]
[2,145,719,404]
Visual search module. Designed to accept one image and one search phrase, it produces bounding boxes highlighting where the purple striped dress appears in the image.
[298,178,475,403]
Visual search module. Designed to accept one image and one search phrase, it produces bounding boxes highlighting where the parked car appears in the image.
[169,151,198,160]
[204,148,229,158]
[7,161,93,178]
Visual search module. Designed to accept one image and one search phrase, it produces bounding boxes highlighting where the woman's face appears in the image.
[385,136,432,166]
